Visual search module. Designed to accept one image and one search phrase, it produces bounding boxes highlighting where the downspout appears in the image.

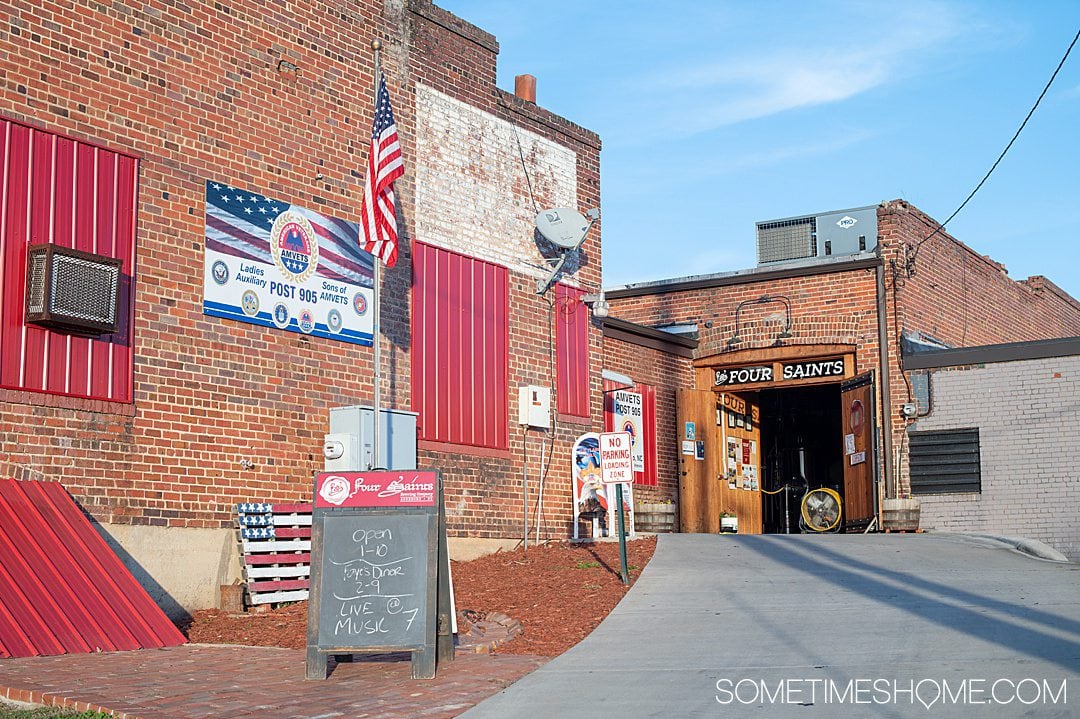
[875,257,896,499]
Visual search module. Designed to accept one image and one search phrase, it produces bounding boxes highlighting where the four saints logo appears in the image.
[378,478,436,498]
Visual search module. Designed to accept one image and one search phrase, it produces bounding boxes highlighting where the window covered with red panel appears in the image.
[412,242,508,449]
[603,378,658,486]
[555,283,589,418]
[0,118,136,403]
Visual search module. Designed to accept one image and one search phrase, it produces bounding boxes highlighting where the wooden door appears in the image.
[716,392,763,534]
[675,389,720,533]
[840,373,877,527]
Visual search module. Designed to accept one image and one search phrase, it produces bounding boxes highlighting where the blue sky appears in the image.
[437,1,1080,299]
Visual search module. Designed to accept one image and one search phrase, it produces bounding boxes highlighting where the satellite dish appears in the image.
[533,207,599,295]
[535,208,590,250]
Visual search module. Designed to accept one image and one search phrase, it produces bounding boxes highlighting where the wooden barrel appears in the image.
[635,502,677,533]
[881,498,921,532]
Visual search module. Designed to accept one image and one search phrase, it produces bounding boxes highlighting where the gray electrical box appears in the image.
[815,206,878,258]
[327,406,418,471]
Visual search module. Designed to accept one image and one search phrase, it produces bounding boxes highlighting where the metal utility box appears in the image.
[815,207,878,258]
[327,406,418,471]
[518,385,551,429]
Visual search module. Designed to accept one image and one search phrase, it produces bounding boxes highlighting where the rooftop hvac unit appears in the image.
[25,244,122,335]
[756,215,816,264]
[756,206,879,265]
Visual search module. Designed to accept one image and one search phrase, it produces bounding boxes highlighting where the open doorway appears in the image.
[759,384,843,533]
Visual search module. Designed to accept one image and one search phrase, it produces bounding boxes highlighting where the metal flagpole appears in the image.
[371,39,382,471]
[615,483,629,585]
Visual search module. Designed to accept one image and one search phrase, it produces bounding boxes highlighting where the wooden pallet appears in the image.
[236,502,313,605]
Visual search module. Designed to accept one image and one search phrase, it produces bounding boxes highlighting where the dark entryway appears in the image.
[759,384,843,533]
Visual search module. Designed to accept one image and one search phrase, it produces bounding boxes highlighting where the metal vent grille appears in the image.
[25,245,122,334]
[909,428,981,494]
[756,216,816,264]
[27,252,48,314]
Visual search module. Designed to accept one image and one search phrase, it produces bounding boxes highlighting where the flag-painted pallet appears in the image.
[235,502,313,605]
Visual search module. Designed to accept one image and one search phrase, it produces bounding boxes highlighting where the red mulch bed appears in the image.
[185,536,656,657]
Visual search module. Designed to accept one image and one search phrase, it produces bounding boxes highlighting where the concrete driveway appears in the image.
[461,533,1080,719]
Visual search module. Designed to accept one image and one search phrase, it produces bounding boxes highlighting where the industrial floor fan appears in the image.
[800,487,843,532]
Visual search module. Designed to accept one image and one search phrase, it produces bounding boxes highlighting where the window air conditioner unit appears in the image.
[25,244,122,335]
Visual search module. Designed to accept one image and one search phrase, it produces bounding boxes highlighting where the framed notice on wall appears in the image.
[203,180,375,345]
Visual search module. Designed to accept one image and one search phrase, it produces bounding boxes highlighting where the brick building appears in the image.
[603,201,1080,538]
[1,0,605,616]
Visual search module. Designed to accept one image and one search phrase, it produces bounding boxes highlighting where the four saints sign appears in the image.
[714,358,847,387]
[713,365,773,386]
[782,358,845,380]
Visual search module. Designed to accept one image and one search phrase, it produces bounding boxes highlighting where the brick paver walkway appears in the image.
[0,644,545,718]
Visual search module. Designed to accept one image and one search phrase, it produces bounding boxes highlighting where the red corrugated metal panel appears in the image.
[0,479,187,658]
[412,242,508,449]
[46,137,76,394]
[556,283,589,417]
[0,117,136,402]
[638,383,658,486]
[1,121,30,391]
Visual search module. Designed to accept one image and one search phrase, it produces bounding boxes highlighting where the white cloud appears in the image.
[605,127,876,196]
[713,128,878,173]
[677,58,888,134]
[623,0,966,138]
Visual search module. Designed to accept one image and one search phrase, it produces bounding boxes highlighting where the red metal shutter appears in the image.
[412,243,508,449]
[555,283,589,417]
[0,118,136,402]
[636,383,658,486]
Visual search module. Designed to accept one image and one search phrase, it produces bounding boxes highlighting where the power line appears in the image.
[912,26,1080,260]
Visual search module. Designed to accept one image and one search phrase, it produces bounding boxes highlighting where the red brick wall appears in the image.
[407,3,603,540]
[609,268,881,361]
[878,200,1080,493]
[0,0,605,540]
[606,201,1080,499]
[878,200,1080,348]
[2,0,396,528]
[601,340,693,505]
[606,265,885,490]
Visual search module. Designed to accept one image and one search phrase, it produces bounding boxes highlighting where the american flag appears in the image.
[360,73,404,268]
[204,181,373,287]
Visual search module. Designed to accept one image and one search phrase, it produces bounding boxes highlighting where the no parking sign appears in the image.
[599,432,634,485]
[612,390,644,472]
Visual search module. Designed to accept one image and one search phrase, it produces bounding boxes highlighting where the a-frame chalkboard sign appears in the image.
[305,469,453,680]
